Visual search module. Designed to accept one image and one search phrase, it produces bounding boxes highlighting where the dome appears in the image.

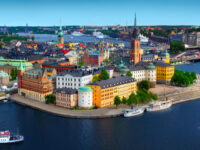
[162,50,170,57]
[78,86,93,92]
[145,63,156,70]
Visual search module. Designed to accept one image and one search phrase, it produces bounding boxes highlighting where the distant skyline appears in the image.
[0,0,200,26]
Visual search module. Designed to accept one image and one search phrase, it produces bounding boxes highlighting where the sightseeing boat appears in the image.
[124,107,145,117]
[0,130,24,143]
[146,100,172,112]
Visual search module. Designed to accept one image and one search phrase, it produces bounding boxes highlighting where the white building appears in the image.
[78,86,93,108]
[56,70,93,89]
[129,62,156,87]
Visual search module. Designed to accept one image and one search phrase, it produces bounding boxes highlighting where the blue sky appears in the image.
[0,0,200,26]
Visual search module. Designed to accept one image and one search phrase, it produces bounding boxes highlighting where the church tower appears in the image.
[17,61,24,94]
[58,25,64,48]
[130,13,142,64]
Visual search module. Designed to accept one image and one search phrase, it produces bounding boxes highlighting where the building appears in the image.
[18,63,56,101]
[78,86,93,108]
[0,56,33,75]
[129,62,156,88]
[42,60,75,74]
[56,69,93,89]
[170,32,200,46]
[82,51,105,66]
[87,76,137,108]
[0,70,9,85]
[55,88,78,108]
[158,50,170,64]
[130,13,142,64]
[154,61,174,84]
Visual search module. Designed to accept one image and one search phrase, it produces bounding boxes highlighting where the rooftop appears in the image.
[89,76,136,89]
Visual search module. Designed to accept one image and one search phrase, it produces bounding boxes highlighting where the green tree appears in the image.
[100,69,109,80]
[114,96,121,108]
[127,93,136,108]
[10,68,18,81]
[137,80,150,91]
[122,97,127,104]
[92,75,99,82]
[45,94,56,104]
[126,71,132,77]
[170,41,185,54]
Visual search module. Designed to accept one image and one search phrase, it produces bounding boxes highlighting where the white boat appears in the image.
[139,34,149,44]
[0,130,24,143]
[146,100,172,112]
[93,31,104,39]
[71,31,83,36]
[124,107,145,117]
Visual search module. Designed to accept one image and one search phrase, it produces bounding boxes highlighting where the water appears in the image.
[17,33,130,46]
[1,62,200,150]
[1,100,200,150]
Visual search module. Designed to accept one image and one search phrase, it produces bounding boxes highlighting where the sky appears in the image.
[0,0,200,26]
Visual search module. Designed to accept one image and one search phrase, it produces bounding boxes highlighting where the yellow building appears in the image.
[87,76,137,108]
[154,61,174,84]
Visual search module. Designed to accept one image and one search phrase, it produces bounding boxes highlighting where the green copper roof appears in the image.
[0,58,32,68]
[145,62,156,70]
[78,86,93,92]
[162,50,170,57]
[0,70,9,77]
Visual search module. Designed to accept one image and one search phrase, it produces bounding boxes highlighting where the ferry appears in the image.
[124,107,145,117]
[71,31,83,36]
[0,130,24,143]
[146,100,172,112]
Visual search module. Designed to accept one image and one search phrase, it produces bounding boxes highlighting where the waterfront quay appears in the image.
[10,80,200,119]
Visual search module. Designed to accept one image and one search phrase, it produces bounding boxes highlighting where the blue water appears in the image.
[176,62,200,74]
[1,100,200,150]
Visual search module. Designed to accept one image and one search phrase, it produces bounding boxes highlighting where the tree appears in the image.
[92,75,99,82]
[100,69,109,80]
[114,96,121,108]
[137,80,150,91]
[170,41,185,54]
[171,69,196,87]
[10,68,17,81]
[126,71,132,77]
[122,97,127,104]
[45,94,56,104]
[127,93,136,108]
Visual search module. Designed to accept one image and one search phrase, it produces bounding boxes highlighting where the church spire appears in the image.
[134,12,137,28]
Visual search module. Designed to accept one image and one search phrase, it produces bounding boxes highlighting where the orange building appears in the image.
[87,76,137,108]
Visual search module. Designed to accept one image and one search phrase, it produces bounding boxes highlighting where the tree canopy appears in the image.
[92,75,99,82]
[100,69,109,80]
[114,96,121,108]
[170,41,185,54]
[45,94,56,104]
[137,80,150,91]
[126,71,132,77]
[171,69,197,87]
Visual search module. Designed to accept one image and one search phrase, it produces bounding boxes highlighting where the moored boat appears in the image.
[124,107,145,117]
[146,100,172,112]
[0,130,24,143]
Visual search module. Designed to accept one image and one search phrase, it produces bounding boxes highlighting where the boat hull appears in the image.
[124,108,145,117]
[146,104,172,112]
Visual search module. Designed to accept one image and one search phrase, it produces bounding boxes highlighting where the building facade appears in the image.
[0,70,9,85]
[88,76,137,108]
[55,88,78,108]
[18,63,56,101]
[78,86,93,108]
[56,70,93,89]
[154,61,175,84]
